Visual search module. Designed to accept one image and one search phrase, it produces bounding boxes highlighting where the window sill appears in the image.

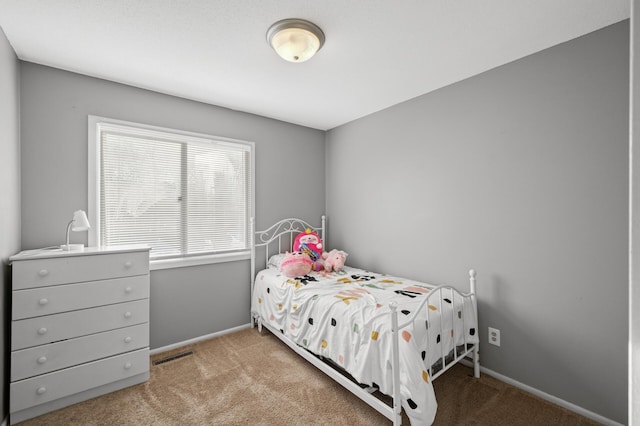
[150,251,250,271]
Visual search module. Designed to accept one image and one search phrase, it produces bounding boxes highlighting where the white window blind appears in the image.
[90,117,254,264]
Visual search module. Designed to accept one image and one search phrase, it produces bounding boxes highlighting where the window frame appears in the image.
[88,115,255,270]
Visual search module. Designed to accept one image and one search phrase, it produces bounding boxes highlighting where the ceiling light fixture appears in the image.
[267,18,325,63]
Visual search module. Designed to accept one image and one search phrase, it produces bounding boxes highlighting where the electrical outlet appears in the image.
[488,327,501,347]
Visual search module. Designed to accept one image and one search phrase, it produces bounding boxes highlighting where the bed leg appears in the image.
[468,269,480,378]
[250,312,263,334]
[473,346,480,378]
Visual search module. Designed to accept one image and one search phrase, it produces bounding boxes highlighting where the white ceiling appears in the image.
[0,1,630,130]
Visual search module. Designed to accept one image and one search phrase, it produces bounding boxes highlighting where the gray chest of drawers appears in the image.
[9,245,150,423]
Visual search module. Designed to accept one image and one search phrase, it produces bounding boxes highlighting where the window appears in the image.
[88,116,254,269]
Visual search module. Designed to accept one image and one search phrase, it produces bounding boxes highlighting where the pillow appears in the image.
[267,253,287,269]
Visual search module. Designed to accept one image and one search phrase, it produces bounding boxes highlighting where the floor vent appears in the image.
[153,350,194,366]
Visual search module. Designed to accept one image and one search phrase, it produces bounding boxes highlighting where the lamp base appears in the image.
[60,244,85,251]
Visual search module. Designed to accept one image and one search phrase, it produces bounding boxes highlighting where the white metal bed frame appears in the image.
[250,216,480,425]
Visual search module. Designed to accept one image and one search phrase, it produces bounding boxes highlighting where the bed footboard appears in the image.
[396,269,480,382]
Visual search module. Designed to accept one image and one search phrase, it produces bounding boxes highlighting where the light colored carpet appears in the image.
[16,328,600,425]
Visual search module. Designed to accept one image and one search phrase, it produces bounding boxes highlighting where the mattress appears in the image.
[251,264,478,425]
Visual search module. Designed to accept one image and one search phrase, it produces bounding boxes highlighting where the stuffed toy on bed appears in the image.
[280,251,312,277]
[293,229,323,259]
[293,228,324,271]
[322,249,348,272]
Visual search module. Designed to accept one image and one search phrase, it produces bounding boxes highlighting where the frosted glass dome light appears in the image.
[267,19,325,63]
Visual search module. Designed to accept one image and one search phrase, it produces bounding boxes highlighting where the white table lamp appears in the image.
[61,210,91,251]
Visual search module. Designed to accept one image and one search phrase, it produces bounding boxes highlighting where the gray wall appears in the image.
[326,22,629,423]
[0,27,21,422]
[631,2,639,424]
[19,63,325,349]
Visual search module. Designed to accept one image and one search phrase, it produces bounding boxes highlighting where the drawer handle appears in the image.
[124,286,133,294]
[124,311,132,319]
[38,269,49,277]
[37,356,47,364]
[36,386,46,395]
[124,261,133,268]
[37,327,47,335]
[38,298,49,306]
[124,362,132,370]
[124,336,132,343]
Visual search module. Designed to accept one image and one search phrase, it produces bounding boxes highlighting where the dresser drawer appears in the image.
[10,348,149,413]
[12,251,149,290]
[13,275,149,320]
[11,323,149,382]
[12,299,149,350]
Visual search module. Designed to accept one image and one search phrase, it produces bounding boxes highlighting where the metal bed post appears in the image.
[449,287,455,366]
[250,217,256,327]
[469,269,480,378]
[389,302,402,426]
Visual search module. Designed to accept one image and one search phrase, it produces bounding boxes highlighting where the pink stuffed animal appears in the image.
[280,251,312,277]
[293,229,323,262]
[322,249,348,272]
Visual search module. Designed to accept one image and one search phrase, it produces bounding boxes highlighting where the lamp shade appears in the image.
[267,19,325,63]
[71,210,91,231]
[61,210,91,250]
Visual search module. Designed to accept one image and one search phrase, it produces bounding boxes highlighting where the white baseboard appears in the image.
[149,323,252,356]
[460,360,623,426]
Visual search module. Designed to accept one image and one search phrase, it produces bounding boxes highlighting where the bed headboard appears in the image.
[250,216,326,289]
